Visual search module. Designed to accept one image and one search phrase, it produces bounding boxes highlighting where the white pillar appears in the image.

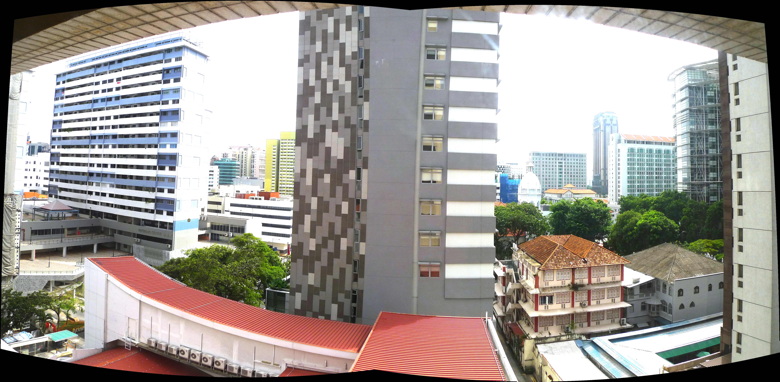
[62,246,67,257]
[31,249,36,261]
[93,243,98,253]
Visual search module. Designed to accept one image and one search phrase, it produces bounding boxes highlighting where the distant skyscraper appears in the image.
[213,157,240,185]
[607,134,677,203]
[264,132,295,196]
[529,151,588,192]
[229,145,261,178]
[592,112,619,196]
[47,34,210,264]
[669,60,721,202]
[290,6,500,324]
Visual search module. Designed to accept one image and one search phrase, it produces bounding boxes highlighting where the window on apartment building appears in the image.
[641,302,647,311]
[539,295,553,305]
[420,199,442,215]
[678,289,684,297]
[607,287,620,299]
[679,304,685,310]
[425,46,446,60]
[427,19,438,32]
[421,168,443,183]
[419,231,441,247]
[734,82,740,96]
[737,154,742,168]
[574,267,588,280]
[738,228,743,242]
[419,262,441,277]
[591,266,605,278]
[694,286,700,294]
[719,282,724,289]
[422,135,444,151]
[424,75,445,90]
[591,289,605,301]
[423,105,444,120]
[538,316,554,328]
[734,117,741,132]
[556,269,570,281]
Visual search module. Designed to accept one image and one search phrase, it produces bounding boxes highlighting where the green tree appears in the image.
[1,290,55,334]
[549,198,612,242]
[685,239,725,262]
[651,190,690,223]
[703,199,724,239]
[157,234,288,307]
[679,199,708,242]
[607,210,679,255]
[618,194,655,214]
[495,202,550,259]
[48,293,84,329]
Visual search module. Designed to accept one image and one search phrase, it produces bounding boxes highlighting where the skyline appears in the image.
[18,9,717,183]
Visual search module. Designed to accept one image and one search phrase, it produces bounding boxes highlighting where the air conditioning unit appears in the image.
[148,338,157,348]
[167,345,178,355]
[564,326,571,333]
[240,368,254,377]
[189,350,202,363]
[580,301,587,308]
[201,353,213,367]
[213,358,227,371]
[178,346,190,359]
[226,363,240,375]
[255,372,269,378]
[620,318,627,325]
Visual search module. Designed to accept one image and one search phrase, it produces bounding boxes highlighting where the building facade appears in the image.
[669,60,722,203]
[493,235,631,369]
[229,145,262,178]
[264,132,296,196]
[724,54,778,361]
[47,34,210,265]
[290,7,499,324]
[213,157,240,185]
[607,133,677,203]
[592,112,619,196]
[529,151,588,192]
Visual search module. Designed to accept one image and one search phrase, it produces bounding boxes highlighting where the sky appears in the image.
[18,9,718,178]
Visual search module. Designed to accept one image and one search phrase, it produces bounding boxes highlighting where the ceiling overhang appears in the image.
[10,2,767,75]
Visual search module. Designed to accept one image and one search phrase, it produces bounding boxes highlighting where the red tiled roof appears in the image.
[73,347,210,376]
[518,235,630,270]
[278,367,330,377]
[89,257,372,353]
[350,312,506,381]
[621,133,675,143]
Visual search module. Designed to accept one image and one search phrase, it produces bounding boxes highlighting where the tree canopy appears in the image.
[156,234,289,307]
[1,290,55,334]
[607,210,680,256]
[495,202,550,259]
[548,198,612,242]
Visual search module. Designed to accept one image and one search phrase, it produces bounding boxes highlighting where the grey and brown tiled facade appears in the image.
[290,7,500,324]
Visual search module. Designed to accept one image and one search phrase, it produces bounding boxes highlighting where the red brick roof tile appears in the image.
[518,235,629,270]
[350,312,506,381]
[89,257,372,353]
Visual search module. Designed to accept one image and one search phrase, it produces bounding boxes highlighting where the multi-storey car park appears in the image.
[47,34,210,266]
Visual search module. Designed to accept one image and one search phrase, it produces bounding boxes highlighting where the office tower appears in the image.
[229,145,261,178]
[592,112,619,196]
[607,134,677,203]
[290,7,499,324]
[723,54,778,361]
[264,132,296,196]
[47,34,209,265]
[213,157,240,185]
[529,151,588,192]
[669,59,722,203]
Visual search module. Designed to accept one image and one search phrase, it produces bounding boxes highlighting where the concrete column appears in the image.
[62,246,67,257]
[31,249,36,261]
[93,243,98,253]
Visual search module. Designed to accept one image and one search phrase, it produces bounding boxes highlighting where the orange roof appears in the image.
[89,257,372,353]
[350,312,506,381]
[73,347,210,376]
[518,235,629,270]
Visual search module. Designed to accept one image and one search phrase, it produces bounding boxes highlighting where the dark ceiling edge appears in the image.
[13,10,98,43]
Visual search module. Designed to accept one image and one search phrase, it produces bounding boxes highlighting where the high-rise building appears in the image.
[264,132,296,196]
[669,60,722,203]
[229,145,261,178]
[290,6,499,324]
[529,151,588,193]
[47,34,210,265]
[722,53,778,361]
[213,157,240,185]
[607,133,676,203]
[592,112,619,196]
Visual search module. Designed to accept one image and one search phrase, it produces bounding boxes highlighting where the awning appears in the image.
[656,337,720,360]
[46,330,78,342]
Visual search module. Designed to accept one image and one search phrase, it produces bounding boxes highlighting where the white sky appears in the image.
[19,10,718,180]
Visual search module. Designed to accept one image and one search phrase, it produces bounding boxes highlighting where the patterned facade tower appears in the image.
[290,7,500,324]
[592,112,619,196]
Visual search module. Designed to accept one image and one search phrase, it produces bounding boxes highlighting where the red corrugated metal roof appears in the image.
[73,347,210,376]
[89,257,372,353]
[350,312,506,381]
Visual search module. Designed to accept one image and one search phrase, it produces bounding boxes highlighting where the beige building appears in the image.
[543,184,598,201]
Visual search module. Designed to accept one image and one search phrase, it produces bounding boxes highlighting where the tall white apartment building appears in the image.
[607,133,676,203]
[19,152,51,195]
[529,151,588,192]
[47,34,210,266]
[229,145,262,178]
[725,54,778,362]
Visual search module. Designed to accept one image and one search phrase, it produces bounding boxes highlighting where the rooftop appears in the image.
[623,243,724,282]
[518,235,630,270]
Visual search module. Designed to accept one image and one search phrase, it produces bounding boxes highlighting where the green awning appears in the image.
[46,330,78,342]
[656,337,720,360]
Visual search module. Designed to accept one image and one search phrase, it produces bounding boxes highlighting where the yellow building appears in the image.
[264,132,296,196]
